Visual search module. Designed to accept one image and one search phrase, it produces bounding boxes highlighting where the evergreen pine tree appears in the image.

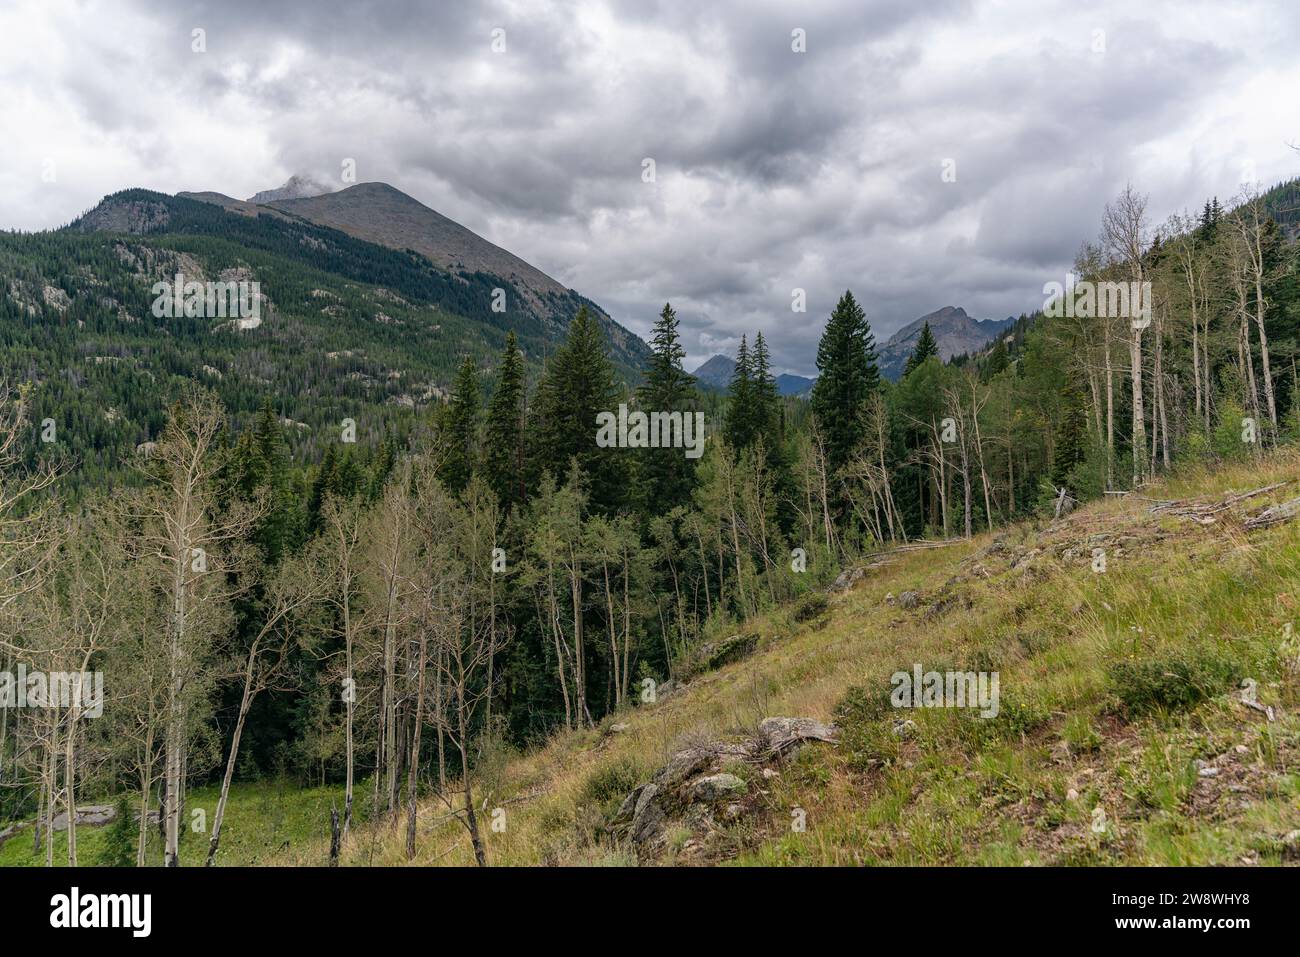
[636,303,697,512]
[367,427,396,500]
[249,398,294,560]
[97,795,136,867]
[750,332,781,442]
[903,321,939,377]
[723,335,755,449]
[306,442,339,534]
[443,355,481,494]
[531,306,627,513]
[1050,387,1088,491]
[810,290,881,471]
[484,330,527,510]
[982,337,1010,381]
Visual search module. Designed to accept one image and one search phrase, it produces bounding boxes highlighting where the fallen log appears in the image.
[1149,481,1293,524]
[1244,495,1300,531]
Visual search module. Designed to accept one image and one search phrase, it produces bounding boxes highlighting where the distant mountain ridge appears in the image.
[690,354,815,396]
[877,306,1013,381]
[691,306,1012,395]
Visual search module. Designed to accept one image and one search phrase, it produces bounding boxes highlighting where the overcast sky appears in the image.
[2,0,1298,375]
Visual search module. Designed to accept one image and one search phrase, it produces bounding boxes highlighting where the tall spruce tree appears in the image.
[1050,387,1089,492]
[724,335,755,449]
[750,331,781,445]
[810,290,880,471]
[531,306,627,513]
[443,355,481,494]
[637,303,697,512]
[903,321,939,377]
[248,398,296,560]
[484,330,527,510]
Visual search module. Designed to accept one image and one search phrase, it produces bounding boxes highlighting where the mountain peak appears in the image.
[247,174,338,204]
[877,306,1013,381]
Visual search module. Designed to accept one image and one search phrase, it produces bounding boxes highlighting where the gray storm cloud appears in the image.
[2,0,1297,375]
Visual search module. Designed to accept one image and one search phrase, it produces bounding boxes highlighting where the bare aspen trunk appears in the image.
[206,650,256,866]
[1105,318,1115,488]
[405,626,428,860]
[568,547,587,728]
[621,551,633,703]
[455,672,487,866]
[602,562,620,708]
[343,591,354,836]
[1129,329,1146,487]
[435,645,446,793]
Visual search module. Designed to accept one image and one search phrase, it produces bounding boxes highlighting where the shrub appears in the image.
[960,696,1050,746]
[1106,647,1241,718]
[792,592,830,624]
[1061,713,1103,754]
[833,681,894,726]
[96,795,136,867]
[579,757,645,811]
[833,682,900,772]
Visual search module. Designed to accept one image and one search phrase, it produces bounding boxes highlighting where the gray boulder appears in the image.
[689,773,747,803]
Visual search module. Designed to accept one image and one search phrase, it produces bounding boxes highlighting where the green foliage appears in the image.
[483,331,527,510]
[832,682,898,771]
[531,306,628,513]
[442,354,481,494]
[792,591,829,623]
[579,756,646,811]
[810,290,880,471]
[1106,647,1242,718]
[637,302,698,513]
[903,321,938,377]
[96,796,138,867]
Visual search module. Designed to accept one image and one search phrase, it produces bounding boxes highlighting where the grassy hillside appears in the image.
[7,449,1296,868]
[329,447,1300,867]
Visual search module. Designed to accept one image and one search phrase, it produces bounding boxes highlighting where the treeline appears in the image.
[0,182,1297,866]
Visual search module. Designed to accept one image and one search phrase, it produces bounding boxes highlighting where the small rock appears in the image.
[892,718,917,739]
[723,803,745,822]
[1234,744,1248,754]
[1066,788,1079,801]
[1281,829,1300,858]
[830,566,865,593]
[1197,766,1219,778]
[898,591,920,609]
[761,767,779,780]
[608,722,630,734]
[690,773,747,803]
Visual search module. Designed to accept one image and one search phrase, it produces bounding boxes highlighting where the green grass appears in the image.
[0,780,348,867]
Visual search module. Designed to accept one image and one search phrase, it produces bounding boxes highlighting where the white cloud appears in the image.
[2,0,1297,375]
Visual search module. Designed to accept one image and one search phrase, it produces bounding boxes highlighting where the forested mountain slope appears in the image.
[0,187,647,489]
